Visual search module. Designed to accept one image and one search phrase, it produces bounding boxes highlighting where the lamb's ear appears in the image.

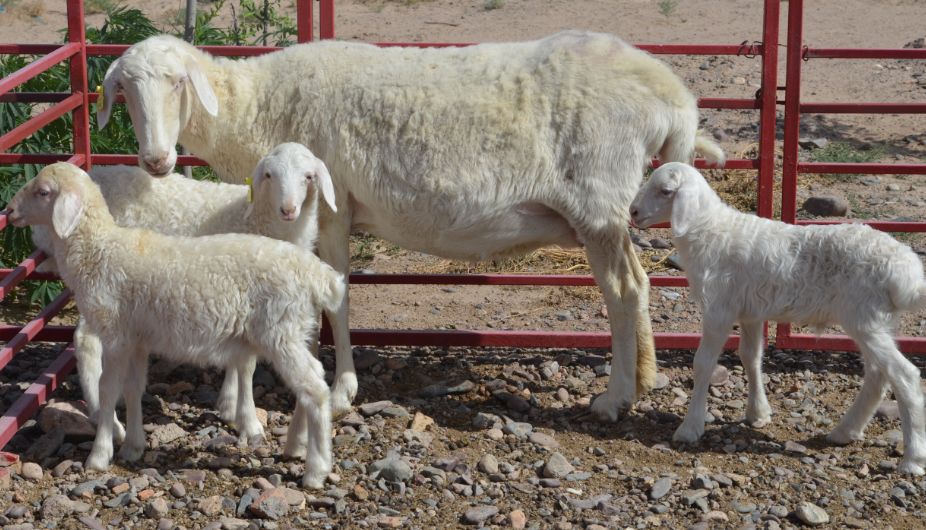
[669,174,700,238]
[97,58,120,129]
[313,159,337,213]
[185,55,218,117]
[51,190,83,239]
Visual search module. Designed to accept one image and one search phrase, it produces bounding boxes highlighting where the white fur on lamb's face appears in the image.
[629,162,688,229]
[98,36,218,177]
[252,143,337,222]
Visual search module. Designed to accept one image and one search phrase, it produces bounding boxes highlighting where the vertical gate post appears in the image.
[776,0,805,347]
[756,0,780,220]
[66,0,90,170]
[320,0,335,39]
[296,0,314,43]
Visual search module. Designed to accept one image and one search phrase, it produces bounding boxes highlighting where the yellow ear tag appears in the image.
[95,85,105,111]
[245,176,254,203]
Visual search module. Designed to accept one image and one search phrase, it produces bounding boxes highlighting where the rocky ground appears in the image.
[2,342,926,529]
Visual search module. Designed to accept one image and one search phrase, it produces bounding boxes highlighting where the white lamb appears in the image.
[31,143,335,447]
[6,163,345,488]
[629,162,926,475]
[97,31,726,421]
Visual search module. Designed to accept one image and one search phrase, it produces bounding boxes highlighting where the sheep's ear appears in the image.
[97,59,120,129]
[51,190,83,239]
[185,56,218,117]
[669,176,699,238]
[314,160,337,213]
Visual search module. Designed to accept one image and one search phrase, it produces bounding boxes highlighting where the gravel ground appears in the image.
[2,343,926,529]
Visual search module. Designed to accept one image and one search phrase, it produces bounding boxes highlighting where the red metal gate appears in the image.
[0,0,920,455]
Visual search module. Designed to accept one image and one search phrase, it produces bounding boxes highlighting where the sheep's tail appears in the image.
[313,264,347,315]
[694,133,726,168]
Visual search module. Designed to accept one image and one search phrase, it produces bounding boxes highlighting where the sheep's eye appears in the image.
[173,78,185,91]
[264,172,272,180]
[36,189,50,197]
[660,188,674,196]
[305,173,314,181]
[115,82,124,94]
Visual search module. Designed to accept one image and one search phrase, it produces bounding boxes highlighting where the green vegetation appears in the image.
[810,142,885,164]
[484,0,504,10]
[657,0,678,18]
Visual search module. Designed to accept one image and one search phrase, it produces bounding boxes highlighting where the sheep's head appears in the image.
[6,163,92,238]
[250,143,337,222]
[630,162,706,237]
[98,35,218,177]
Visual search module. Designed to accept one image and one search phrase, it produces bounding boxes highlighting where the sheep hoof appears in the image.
[302,471,327,490]
[589,393,629,422]
[238,432,266,449]
[85,452,112,472]
[282,438,308,460]
[330,373,358,419]
[215,397,238,426]
[826,428,863,446]
[117,444,144,463]
[898,458,926,476]
[747,417,772,429]
[673,422,704,444]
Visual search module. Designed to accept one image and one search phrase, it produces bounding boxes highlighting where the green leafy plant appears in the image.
[658,0,678,17]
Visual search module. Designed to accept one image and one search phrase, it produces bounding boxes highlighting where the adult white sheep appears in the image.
[6,162,345,488]
[98,31,726,420]
[32,142,336,448]
[630,162,926,475]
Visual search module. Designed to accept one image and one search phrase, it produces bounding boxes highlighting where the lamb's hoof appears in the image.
[330,373,358,419]
[117,443,144,463]
[85,451,112,472]
[238,431,266,450]
[302,470,328,490]
[589,393,630,423]
[216,396,238,426]
[826,428,863,446]
[282,437,307,460]
[673,422,704,444]
[898,458,926,476]
[747,417,772,429]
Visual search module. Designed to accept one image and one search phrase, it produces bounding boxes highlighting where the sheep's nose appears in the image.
[142,155,170,175]
[280,206,297,220]
[630,207,639,219]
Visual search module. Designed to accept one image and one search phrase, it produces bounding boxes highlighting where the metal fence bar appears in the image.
[0,43,79,97]
[67,0,91,172]
[797,162,926,175]
[0,251,46,301]
[0,93,82,151]
[806,48,926,60]
[0,289,72,372]
[799,102,926,114]
[0,345,76,450]
[296,0,314,43]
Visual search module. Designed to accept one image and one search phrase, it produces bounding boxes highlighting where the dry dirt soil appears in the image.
[2,1,926,530]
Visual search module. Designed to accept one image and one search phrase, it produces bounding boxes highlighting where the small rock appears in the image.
[150,423,186,445]
[144,498,169,518]
[249,488,290,520]
[369,456,413,482]
[503,422,533,439]
[419,380,476,398]
[542,452,575,479]
[650,237,672,249]
[354,349,382,370]
[652,373,670,390]
[710,365,729,386]
[877,400,900,419]
[528,432,559,449]
[41,495,90,519]
[799,137,829,150]
[472,412,501,429]
[509,509,527,529]
[359,400,394,416]
[650,477,673,500]
[785,440,808,454]
[794,501,829,526]
[23,429,65,461]
[20,462,42,481]
[477,454,499,474]
[169,482,187,498]
[199,495,228,516]
[78,516,106,530]
[409,412,434,432]
[353,484,370,501]
[462,505,498,525]
[802,196,849,217]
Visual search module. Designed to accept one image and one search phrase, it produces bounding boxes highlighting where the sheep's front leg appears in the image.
[586,230,656,421]
[74,317,103,422]
[216,365,239,425]
[86,351,128,471]
[234,355,265,448]
[674,316,734,443]
[318,214,356,418]
[117,351,148,462]
[738,320,772,427]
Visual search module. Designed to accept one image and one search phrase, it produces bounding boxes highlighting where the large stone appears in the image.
[409,412,434,432]
[462,505,498,525]
[249,488,291,520]
[802,196,849,217]
[542,452,575,479]
[144,498,169,518]
[20,462,43,481]
[528,432,559,449]
[509,509,527,529]
[794,502,829,526]
[41,495,91,519]
[37,400,96,438]
[150,423,186,445]
[477,454,499,475]
[23,429,65,461]
[359,400,394,416]
[502,422,533,439]
[369,456,413,483]
[419,380,476,398]
[650,477,673,500]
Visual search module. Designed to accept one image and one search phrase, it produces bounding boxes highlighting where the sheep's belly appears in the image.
[352,200,581,261]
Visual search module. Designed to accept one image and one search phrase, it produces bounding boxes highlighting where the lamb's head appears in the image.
[97,35,218,177]
[251,143,337,222]
[630,162,711,237]
[6,163,100,238]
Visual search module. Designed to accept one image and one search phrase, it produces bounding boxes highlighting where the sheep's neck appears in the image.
[51,210,118,301]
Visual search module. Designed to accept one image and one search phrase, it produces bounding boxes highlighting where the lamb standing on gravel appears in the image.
[7,163,345,488]
[31,143,336,447]
[629,162,926,474]
[97,31,726,421]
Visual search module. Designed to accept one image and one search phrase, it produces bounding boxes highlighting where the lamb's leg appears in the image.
[86,350,128,471]
[850,330,926,475]
[674,317,734,443]
[273,340,331,489]
[318,215,356,418]
[738,320,772,428]
[117,351,148,462]
[586,229,656,421]
[74,317,103,422]
[216,365,239,425]
[828,358,885,445]
[234,355,265,448]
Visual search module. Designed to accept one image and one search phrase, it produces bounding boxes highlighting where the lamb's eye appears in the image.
[305,173,313,181]
[661,188,674,196]
[264,172,272,180]
[36,189,50,197]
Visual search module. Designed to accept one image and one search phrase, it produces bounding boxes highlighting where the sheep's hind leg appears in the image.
[318,215,357,418]
[674,316,734,443]
[216,365,239,425]
[587,229,656,422]
[117,350,149,462]
[738,320,772,428]
[827,358,885,445]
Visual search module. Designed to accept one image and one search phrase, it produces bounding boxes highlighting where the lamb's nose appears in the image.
[280,206,296,219]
